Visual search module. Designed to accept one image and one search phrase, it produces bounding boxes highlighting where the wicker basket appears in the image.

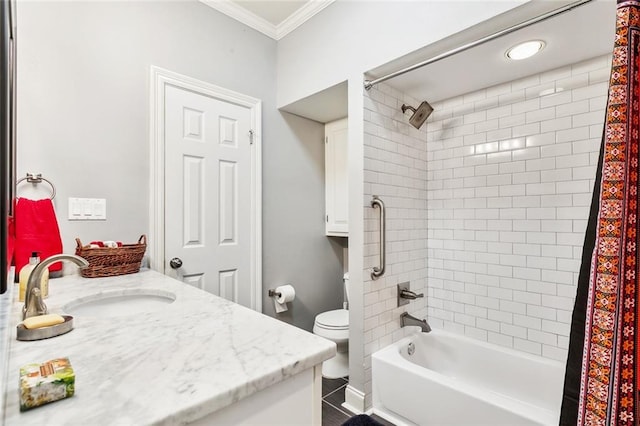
[75,235,147,278]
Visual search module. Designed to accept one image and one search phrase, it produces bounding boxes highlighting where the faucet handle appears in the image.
[397,282,424,307]
[400,289,424,300]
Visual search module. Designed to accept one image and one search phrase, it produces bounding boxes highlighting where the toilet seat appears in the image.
[315,309,348,330]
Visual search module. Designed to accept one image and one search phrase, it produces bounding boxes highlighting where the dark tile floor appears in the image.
[321,377,395,426]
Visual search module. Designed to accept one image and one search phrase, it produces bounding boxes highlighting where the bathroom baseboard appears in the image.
[342,384,365,414]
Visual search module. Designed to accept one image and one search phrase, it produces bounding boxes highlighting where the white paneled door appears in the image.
[164,84,253,307]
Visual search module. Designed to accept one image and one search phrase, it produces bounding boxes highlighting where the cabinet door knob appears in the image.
[169,258,183,269]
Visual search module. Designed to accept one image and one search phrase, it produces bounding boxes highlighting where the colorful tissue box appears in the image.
[19,357,75,411]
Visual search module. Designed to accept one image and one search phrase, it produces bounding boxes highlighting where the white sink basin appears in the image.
[63,289,176,318]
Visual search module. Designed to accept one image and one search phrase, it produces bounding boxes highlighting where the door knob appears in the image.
[169,258,183,269]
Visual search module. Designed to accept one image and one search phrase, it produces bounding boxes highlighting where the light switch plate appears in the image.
[68,197,106,221]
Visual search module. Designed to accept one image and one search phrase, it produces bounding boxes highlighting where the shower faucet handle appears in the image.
[397,282,423,307]
[400,289,424,300]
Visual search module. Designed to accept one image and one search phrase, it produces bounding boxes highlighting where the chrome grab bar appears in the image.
[371,195,386,280]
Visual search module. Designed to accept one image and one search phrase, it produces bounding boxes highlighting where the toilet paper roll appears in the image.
[274,284,295,313]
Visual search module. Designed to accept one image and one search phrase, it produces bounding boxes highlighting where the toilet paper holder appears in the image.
[268,289,281,298]
[269,284,295,314]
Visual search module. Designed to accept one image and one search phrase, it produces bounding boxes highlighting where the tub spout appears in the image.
[400,312,431,333]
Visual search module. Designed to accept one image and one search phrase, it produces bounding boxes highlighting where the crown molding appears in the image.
[276,0,335,39]
[200,0,278,39]
[200,0,335,41]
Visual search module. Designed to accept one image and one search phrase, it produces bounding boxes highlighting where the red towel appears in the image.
[14,198,63,273]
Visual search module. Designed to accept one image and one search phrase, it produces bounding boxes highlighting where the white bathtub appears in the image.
[372,329,565,425]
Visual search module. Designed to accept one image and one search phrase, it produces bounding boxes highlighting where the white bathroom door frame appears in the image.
[148,65,262,312]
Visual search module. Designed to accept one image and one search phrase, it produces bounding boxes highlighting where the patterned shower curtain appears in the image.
[560,1,640,425]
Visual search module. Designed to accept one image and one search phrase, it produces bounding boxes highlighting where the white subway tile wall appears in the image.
[426,54,610,360]
[361,54,610,406]
[363,84,429,407]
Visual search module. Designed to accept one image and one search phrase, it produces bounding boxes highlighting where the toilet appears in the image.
[313,273,350,378]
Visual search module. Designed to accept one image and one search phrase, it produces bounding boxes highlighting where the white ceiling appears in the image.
[367,0,617,104]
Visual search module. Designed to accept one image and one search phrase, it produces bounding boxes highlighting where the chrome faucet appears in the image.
[400,312,431,333]
[23,254,89,320]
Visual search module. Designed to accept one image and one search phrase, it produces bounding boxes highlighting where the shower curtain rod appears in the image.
[363,0,593,91]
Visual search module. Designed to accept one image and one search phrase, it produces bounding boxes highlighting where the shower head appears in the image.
[401,101,433,130]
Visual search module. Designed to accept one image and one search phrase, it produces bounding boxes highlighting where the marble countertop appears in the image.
[0,270,15,424]
[2,270,336,425]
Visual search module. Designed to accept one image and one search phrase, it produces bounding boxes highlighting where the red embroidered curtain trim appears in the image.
[563,2,640,425]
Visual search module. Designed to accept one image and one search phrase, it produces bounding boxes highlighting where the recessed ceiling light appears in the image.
[505,40,545,60]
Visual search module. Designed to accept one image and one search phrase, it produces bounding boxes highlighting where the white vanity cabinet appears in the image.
[189,366,322,425]
[325,118,348,236]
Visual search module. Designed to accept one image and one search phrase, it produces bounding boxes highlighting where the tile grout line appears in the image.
[323,399,352,418]
[323,383,347,400]
[322,377,351,425]
[321,377,349,396]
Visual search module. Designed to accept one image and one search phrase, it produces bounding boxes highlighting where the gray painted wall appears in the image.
[262,112,346,331]
[15,0,344,331]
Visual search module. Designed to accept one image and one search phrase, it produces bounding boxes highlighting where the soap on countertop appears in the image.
[22,314,65,330]
[19,357,75,411]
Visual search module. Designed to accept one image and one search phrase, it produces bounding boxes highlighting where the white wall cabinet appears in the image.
[325,118,348,236]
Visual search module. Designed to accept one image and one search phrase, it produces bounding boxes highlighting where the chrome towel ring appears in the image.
[16,173,56,200]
